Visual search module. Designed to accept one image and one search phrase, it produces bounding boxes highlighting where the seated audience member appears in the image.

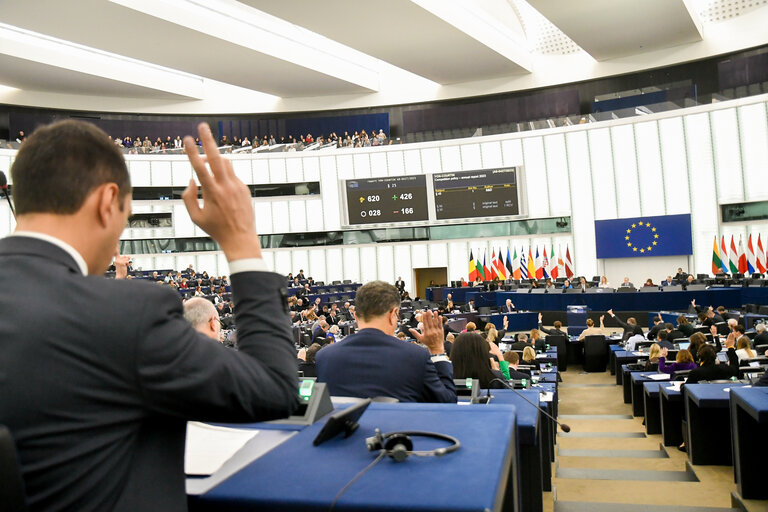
[503,351,531,380]
[577,276,589,291]
[753,322,768,346]
[522,346,537,364]
[450,332,507,389]
[645,343,662,371]
[658,348,696,374]
[578,316,606,341]
[625,333,645,352]
[665,323,685,344]
[444,332,455,357]
[529,329,546,352]
[463,298,477,312]
[193,285,205,297]
[0,121,299,511]
[661,275,675,286]
[656,330,674,350]
[312,321,330,344]
[544,278,555,290]
[647,314,664,340]
[688,332,707,362]
[444,293,454,310]
[537,313,567,338]
[510,333,531,351]
[316,281,456,402]
[561,279,572,289]
[501,299,516,313]
[682,275,696,289]
[674,268,687,282]
[298,343,322,378]
[183,297,222,342]
[327,324,340,343]
[619,277,634,288]
[643,278,655,287]
[607,309,643,341]
[598,276,611,288]
[685,340,739,384]
[465,321,477,333]
[735,336,757,362]
[676,316,695,337]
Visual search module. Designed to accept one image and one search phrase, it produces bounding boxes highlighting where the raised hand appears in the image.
[409,310,445,355]
[113,247,131,280]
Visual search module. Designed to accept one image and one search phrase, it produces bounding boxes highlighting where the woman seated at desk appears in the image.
[645,343,661,371]
[598,276,611,288]
[451,332,507,389]
[643,278,656,287]
[657,348,696,374]
[735,336,757,362]
[677,315,695,337]
[522,346,537,364]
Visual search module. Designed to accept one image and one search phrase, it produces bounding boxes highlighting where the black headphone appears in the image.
[365,428,460,462]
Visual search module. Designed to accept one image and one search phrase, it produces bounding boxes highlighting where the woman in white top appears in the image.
[735,336,756,362]
[598,276,611,288]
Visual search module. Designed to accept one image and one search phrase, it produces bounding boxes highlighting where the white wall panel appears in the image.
[588,128,617,220]
[232,158,252,184]
[259,251,274,275]
[0,155,11,176]
[173,203,195,237]
[420,147,441,173]
[440,145,461,172]
[393,245,413,292]
[271,201,290,233]
[252,159,269,181]
[710,108,743,203]
[288,200,307,232]
[448,241,469,283]
[522,137,549,217]
[307,249,327,283]
[610,124,641,218]
[370,152,388,178]
[291,250,309,279]
[376,245,395,285]
[501,139,523,168]
[460,144,482,171]
[542,134,571,216]
[565,131,597,278]
[428,243,448,268]
[325,248,342,283]
[386,151,405,176]
[217,253,230,276]
[130,159,151,186]
[303,156,320,181]
[634,121,665,217]
[411,244,429,269]
[403,149,422,175]
[320,158,341,231]
[480,141,503,168]
[268,158,287,183]
[738,103,768,201]
[352,153,371,178]
[342,247,361,283]
[147,161,170,186]
[272,249,292,277]
[335,154,353,179]
[685,112,718,275]
[658,117,690,215]
[285,157,303,182]
[130,256,154,273]
[253,201,273,235]
[305,199,324,232]
[360,246,378,283]
[196,254,217,278]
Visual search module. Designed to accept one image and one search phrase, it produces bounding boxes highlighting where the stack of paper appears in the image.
[185,422,259,476]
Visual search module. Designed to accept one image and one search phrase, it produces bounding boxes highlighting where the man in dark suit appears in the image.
[674,268,687,283]
[395,276,405,295]
[537,313,567,338]
[607,309,643,341]
[754,323,768,348]
[0,121,299,512]
[502,298,516,313]
[463,299,477,313]
[661,275,675,286]
[316,281,456,402]
[656,330,674,350]
[647,315,665,340]
[664,323,685,344]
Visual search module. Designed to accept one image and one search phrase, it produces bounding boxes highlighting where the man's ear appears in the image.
[95,183,121,228]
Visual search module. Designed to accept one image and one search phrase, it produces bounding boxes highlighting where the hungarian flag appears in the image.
[549,244,559,279]
[711,236,722,275]
[737,236,748,274]
[747,234,757,274]
[520,250,528,279]
[483,252,492,281]
[511,247,521,280]
[505,247,514,278]
[729,236,739,274]
[496,248,507,280]
[534,246,543,279]
[757,235,766,274]
[527,247,536,279]
[564,244,574,279]
[468,250,478,282]
[720,236,729,274]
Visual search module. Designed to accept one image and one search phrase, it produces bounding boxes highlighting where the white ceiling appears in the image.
[0,0,766,114]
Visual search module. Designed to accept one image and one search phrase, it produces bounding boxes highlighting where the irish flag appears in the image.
[549,245,559,279]
[511,247,521,280]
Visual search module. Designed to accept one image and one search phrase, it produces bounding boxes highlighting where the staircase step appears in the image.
[556,456,682,471]
[558,447,669,458]
[560,414,633,419]
[555,501,742,512]
[553,480,733,508]
[559,431,646,438]
[556,467,698,482]
[557,437,660,450]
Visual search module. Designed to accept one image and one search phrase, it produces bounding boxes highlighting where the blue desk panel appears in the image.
[685,383,745,466]
[659,384,683,447]
[730,387,768,499]
[488,312,538,331]
[192,403,517,512]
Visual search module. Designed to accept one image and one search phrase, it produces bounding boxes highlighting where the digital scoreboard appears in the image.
[345,175,429,225]
[432,168,520,220]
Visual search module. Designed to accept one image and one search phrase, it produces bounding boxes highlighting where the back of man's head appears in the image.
[553,321,562,329]
[305,343,322,364]
[665,323,674,331]
[184,298,220,341]
[503,351,520,366]
[11,120,130,215]
[354,281,400,321]
[657,330,668,341]
[627,317,637,326]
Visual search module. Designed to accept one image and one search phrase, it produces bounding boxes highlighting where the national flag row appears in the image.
[468,245,574,282]
[711,234,767,275]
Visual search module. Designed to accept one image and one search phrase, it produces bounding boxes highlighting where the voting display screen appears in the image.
[432,168,520,220]
[345,176,429,225]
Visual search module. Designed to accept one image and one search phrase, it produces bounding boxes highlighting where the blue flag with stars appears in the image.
[594,214,692,258]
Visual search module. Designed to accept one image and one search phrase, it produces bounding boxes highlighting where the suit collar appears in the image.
[0,235,86,275]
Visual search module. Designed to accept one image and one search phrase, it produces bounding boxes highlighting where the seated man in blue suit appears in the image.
[317,281,456,402]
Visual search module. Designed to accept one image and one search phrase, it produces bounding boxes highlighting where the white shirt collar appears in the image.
[10,231,89,276]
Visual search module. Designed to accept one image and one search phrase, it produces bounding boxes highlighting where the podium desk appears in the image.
[189,403,518,512]
[488,312,538,331]
[642,382,663,435]
[730,387,768,499]
[684,383,745,466]
[631,373,670,417]
[660,385,684,447]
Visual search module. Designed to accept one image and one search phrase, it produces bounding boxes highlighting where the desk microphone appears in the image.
[488,378,571,433]
[0,171,15,219]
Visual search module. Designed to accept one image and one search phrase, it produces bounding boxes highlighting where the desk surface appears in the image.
[193,403,516,512]
[485,389,540,445]
[631,372,670,384]
[685,383,745,407]
[643,381,663,396]
[729,387,768,422]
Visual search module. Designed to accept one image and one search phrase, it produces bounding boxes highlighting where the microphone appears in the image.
[0,171,16,219]
[488,378,571,433]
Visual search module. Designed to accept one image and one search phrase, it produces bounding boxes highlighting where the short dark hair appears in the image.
[553,321,562,329]
[657,330,668,341]
[306,343,322,364]
[354,281,400,321]
[664,323,674,331]
[11,120,130,214]
[698,344,716,364]
[734,324,745,335]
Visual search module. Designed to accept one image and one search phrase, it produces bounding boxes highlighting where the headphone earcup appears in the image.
[383,433,413,462]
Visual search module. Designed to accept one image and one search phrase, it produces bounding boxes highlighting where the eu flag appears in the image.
[594,214,692,258]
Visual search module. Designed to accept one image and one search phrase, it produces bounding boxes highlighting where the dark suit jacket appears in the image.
[316,328,456,403]
[647,323,663,340]
[613,316,643,341]
[685,348,739,384]
[753,331,768,347]
[0,236,299,512]
[667,329,686,342]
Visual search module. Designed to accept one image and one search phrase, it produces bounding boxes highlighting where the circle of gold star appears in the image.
[626,220,659,253]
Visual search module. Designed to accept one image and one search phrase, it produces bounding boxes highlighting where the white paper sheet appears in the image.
[666,381,684,391]
[645,373,671,381]
[185,422,259,476]
[539,392,554,403]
